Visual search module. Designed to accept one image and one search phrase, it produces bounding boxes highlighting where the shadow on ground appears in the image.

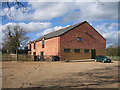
[21,65,119,88]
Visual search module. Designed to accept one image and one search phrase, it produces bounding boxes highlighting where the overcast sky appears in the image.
[1,0,119,47]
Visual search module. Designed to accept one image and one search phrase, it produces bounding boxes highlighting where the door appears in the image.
[91,49,96,59]
[33,52,36,56]
[40,52,44,56]
[40,52,44,60]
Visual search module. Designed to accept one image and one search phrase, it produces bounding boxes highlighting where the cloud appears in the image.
[2,22,51,32]
[95,23,118,45]
[23,2,77,21]
[4,2,76,21]
[37,25,70,36]
[3,2,117,22]
[0,24,2,40]
[105,23,119,30]
[60,2,118,23]
[25,0,119,2]
[0,24,2,47]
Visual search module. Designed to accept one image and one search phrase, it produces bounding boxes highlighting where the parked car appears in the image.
[95,55,111,63]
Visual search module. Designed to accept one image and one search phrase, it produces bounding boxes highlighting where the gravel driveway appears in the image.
[2,61,119,88]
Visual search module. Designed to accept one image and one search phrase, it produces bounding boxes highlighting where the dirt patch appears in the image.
[2,61,119,88]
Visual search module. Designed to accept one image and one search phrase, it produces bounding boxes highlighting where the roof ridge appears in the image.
[35,21,87,41]
[43,21,86,36]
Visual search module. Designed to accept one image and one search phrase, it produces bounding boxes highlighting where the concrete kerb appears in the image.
[69,59,95,62]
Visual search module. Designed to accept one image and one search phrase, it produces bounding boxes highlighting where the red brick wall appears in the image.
[30,43,35,55]
[60,22,106,49]
[33,37,60,56]
[59,22,106,60]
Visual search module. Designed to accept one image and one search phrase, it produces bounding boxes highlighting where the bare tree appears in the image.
[2,25,29,60]
[1,0,28,20]
[96,0,104,5]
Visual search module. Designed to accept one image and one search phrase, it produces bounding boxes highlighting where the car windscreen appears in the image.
[96,56,108,58]
[101,56,108,58]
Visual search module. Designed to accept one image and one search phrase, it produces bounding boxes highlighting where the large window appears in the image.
[84,49,90,53]
[42,40,44,48]
[74,49,80,53]
[64,49,70,52]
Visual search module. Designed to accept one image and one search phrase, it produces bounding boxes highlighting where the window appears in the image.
[64,49,70,52]
[30,44,32,49]
[42,40,44,48]
[34,43,36,49]
[29,44,31,49]
[84,49,90,53]
[33,52,36,55]
[74,49,80,52]
[77,37,83,41]
[40,52,44,56]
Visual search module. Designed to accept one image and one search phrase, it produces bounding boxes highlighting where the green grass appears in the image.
[111,59,120,61]
[107,56,120,61]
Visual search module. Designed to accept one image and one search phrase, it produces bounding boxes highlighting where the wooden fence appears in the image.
[2,54,120,61]
[2,54,33,61]
[2,54,58,61]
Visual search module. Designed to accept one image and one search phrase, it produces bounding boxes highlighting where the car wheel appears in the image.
[102,60,105,63]
[95,60,97,62]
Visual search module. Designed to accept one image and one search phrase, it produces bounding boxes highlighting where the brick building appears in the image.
[28,21,106,60]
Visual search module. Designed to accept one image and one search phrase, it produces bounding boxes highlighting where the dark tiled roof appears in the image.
[36,21,87,41]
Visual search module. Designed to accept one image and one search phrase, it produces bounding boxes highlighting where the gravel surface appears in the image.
[2,61,119,88]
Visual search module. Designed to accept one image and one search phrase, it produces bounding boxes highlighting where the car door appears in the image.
[95,56,99,61]
[100,56,104,62]
[99,56,103,62]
